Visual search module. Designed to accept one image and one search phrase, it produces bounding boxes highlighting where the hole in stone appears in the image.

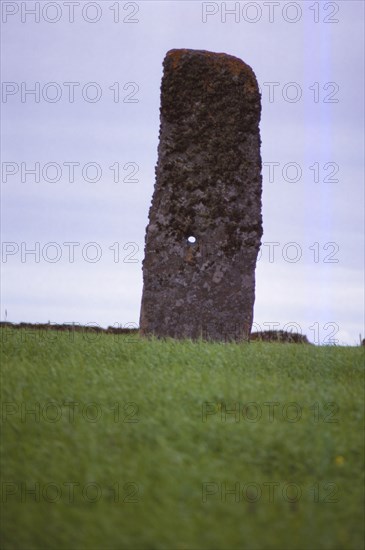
[187,236,196,245]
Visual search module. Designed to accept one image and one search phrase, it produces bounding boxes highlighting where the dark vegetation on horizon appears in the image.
[0,322,315,344]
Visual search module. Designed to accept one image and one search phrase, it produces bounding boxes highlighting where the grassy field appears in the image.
[1,327,364,550]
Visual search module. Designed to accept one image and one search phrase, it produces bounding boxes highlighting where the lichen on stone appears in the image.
[140,49,263,341]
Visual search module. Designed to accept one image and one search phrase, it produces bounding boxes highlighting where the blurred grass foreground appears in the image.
[1,326,364,550]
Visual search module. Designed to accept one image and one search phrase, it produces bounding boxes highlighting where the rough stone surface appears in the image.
[140,49,263,341]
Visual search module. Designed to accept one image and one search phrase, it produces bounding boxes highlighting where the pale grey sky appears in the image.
[1,0,364,344]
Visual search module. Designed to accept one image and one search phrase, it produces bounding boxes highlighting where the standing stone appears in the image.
[139,49,263,341]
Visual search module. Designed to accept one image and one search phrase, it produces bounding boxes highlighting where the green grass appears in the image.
[1,327,364,550]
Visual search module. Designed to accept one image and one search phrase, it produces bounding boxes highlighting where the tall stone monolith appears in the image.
[139,49,263,341]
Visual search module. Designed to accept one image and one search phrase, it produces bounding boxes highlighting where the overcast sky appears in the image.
[1,0,364,344]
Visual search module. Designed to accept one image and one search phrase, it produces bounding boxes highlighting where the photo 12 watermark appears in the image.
[262,161,339,184]
[259,81,339,104]
[1,161,339,185]
[0,240,340,265]
[0,319,341,346]
[201,481,340,504]
[2,400,140,424]
[1,481,142,503]
[0,322,140,343]
[1,161,140,184]
[1,81,140,103]
[201,401,340,423]
[1,2,140,24]
[201,2,340,24]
